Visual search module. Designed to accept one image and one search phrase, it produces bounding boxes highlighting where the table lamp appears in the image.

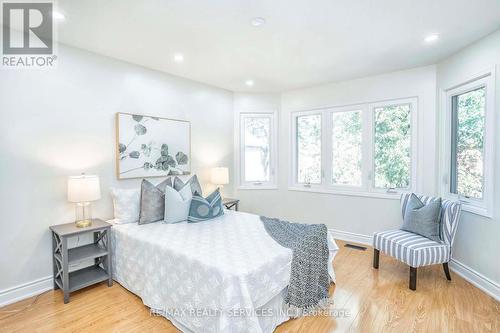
[67,174,101,228]
[210,167,229,197]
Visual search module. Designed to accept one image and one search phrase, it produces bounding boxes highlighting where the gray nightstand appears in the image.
[50,219,112,303]
[222,198,240,211]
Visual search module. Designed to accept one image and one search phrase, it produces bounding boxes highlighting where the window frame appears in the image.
[327,104,368,192]
[238,111,278,190]
[440,70,495,217]
[289,97,418,199]
[368,98,418,194]
[291,110,324,188]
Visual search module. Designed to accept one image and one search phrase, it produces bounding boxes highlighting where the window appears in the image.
[291,98,417,197]
[296,113,321,184]
[442,71,494,216]
[331,110,362,186]
[451,87,485,199]
[239,112,277,188]
[374,103,411,190]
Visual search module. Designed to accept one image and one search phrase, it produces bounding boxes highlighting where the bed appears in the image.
[110,210,339,333]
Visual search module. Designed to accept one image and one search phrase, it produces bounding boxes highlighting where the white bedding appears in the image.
[110,210,338,333]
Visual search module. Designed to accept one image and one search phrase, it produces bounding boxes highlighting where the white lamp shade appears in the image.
[67,174,101,202]
[211,167,229,185]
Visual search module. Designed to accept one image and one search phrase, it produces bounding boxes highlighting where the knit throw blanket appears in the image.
[260,216,331,316]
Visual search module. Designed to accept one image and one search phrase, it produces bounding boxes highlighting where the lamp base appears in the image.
[75,219,92,228]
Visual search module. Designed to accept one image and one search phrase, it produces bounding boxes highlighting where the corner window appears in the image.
[239,112,277,189]
[442,72,494,216]
[450,87,485,199]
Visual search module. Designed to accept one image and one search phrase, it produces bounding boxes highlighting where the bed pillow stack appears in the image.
[112,174,223,224]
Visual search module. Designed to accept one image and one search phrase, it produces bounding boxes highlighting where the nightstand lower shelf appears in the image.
[69,265,109,292]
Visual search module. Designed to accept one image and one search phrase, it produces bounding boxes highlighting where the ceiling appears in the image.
[53,1,500,92]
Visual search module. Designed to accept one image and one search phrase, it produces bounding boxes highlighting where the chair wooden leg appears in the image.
[409,267,417,291]
[373,249,380,269]
[443,262,452,281]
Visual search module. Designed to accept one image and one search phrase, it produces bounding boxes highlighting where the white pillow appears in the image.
[164,184,192,224]
[110,188,141,224]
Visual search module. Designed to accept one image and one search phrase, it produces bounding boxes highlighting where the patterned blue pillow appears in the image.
[188,188,224,223]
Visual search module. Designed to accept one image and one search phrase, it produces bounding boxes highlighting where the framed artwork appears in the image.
[115,112,191,179]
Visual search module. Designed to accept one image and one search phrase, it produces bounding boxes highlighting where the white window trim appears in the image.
[368,98,419,194]
[290,109,324,189]
[326,104,367,192]
[236,111,278,190]
[439,68,495,218]
[289,97,419,199]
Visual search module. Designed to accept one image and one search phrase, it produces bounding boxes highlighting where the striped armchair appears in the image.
[372,194,462,290]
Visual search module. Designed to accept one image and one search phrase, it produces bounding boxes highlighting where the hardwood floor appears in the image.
[1,240,498,332]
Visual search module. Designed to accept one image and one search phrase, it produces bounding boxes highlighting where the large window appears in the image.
[239,112,277,188]
[442,72,494,216]
[291,98,417,196]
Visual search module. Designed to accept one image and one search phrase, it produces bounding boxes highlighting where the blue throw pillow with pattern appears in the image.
[188,188,224,223]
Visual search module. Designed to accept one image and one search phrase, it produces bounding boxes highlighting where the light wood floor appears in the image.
[1,240,498,332]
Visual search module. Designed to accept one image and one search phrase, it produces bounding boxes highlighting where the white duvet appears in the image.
[111,210,338,333]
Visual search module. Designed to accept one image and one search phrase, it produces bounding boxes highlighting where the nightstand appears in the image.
[49,219,112,303]
[222,198,240,211]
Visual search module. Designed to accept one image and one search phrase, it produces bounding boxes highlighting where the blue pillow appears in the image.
[401,194,442,242]
[188,188,224,223]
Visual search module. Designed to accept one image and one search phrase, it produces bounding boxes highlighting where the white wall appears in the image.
[235,66,437,237]
[436,29,500,286]
[0,44,234,294]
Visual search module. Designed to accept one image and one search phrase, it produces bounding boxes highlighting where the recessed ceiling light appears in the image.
[173,54,184,63]
[245,80,254,87]
[52,11,65,20]
[424,34,439,43]
[250,17,266,27]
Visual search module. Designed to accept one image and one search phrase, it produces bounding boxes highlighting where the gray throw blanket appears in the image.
[260,216,331,316]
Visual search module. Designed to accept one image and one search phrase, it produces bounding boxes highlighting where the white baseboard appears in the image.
[449,259,500,302]
[0,276,53,308]
[329,228,500,302]
[329,228,372,246]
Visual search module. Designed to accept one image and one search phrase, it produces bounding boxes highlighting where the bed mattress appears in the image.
[110,210,338,333]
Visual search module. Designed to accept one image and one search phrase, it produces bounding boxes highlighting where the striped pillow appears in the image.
[188,189,224,223]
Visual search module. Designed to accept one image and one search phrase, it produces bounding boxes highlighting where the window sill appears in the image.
[238,185,278,190]
[460,203,492,219]
[287,186,401,200]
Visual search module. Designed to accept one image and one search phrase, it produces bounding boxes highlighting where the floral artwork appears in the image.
[116,113,190,179]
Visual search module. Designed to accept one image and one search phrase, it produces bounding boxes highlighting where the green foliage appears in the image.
[332,111,362,185]
[455,88,485,199]
[297,114,321,183]
[374,104,411,189]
